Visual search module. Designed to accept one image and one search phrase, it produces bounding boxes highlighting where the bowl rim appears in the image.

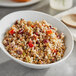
[0,10,74,67]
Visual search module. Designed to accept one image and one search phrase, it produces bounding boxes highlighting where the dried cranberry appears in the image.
[16,50,22,55]
[36,40,39,44]
[18,29,24,34]
[34,32,39,36]
[40,29,42,32]
[15,20,18,25]
[57,35,61,39]
[27,41,29,44]
[43,45,47,49]
[42,31,44,33]
[49,26,52,29]
[43,39,48,43]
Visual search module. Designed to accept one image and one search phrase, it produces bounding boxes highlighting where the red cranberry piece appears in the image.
[42,31,44,33]
[16,50,22,55]
[40,29,42,32]
[15,20,18,25]
[18,29,24,34]
[57,35,61,39]
[43,45,47,49]
[34,32,39,36]
[36,40,39,44]
[43,39,48,43]
[50,26,52,29]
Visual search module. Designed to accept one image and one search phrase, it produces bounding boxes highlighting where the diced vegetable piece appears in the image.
[28,41,34,48]
[9,29,15,35]
[46,30,53,34]
[31,25,34,28]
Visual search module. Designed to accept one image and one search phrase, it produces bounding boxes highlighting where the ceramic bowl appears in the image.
[0,10,74,69]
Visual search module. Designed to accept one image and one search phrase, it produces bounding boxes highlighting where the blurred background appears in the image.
[0,0,75,18]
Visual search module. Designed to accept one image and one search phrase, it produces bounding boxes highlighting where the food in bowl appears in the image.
[12,0,31,2]
[3,19,65,64]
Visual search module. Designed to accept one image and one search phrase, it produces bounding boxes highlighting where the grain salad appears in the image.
[3,19,65,64]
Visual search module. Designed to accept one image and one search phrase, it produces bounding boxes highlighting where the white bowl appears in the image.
[0,10,74,69]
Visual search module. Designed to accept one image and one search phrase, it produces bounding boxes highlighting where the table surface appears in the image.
[0,0,76,76]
